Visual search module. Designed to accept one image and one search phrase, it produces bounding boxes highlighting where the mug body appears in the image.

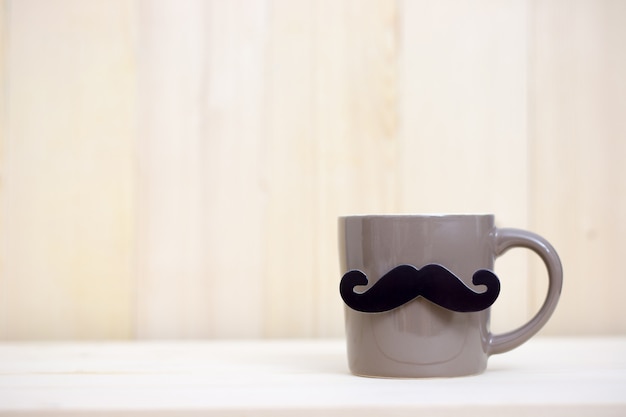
[339,214,495,377]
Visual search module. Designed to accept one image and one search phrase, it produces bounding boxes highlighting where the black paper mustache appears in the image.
[340,264,500,313]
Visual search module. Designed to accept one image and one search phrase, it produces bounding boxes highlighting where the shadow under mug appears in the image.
[339,214,562,378]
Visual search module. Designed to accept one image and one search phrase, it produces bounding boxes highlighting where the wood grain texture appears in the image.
[0,1,5,337]
[262,0,400,337]
[0,0,624,339]
[399,0,532,333]
[136,0,269,338]
[529,0,626,334]
[310,0,400,337]
[262,0,317,337]
[0,1,5,269]
[0,0,136,339]
[201,0,269,338]
[135,0,210,338]
[0,339,624,415]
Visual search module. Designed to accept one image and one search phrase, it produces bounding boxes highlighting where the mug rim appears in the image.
[339,213,494,220]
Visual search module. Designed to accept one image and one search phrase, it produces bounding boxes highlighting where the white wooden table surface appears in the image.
[0,337,624,416]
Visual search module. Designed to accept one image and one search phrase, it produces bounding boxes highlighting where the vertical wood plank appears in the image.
[311,0,400,336]
[135,0,208,338]
[263,0,400,337]
[530,0,626,334]
[0,0,5,250]
[136,0,269,338]
[0,1,5,337]
[263,0,317,337]
[399,0,531,333]
[0,0,136,339]
[200,0,268,338]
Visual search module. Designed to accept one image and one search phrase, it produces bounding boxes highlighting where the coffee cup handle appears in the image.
[488,228,563,355]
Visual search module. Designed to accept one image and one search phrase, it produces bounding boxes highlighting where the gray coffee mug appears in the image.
[339,214,562,377]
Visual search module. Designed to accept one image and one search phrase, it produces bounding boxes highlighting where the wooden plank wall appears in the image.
[0,0,624,339]
[0,0,136,338]
[530,0,626,334]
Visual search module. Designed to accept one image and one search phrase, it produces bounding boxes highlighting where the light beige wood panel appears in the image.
[3,0,623,340]
[262,0,400,337]
[0,3,5,334]
[313,0,399,336]
[399,0,532,333]
[530,0,626,334]
[135,0,208,338]
[0,0,136,339]
[135,0,268,338]
[263,0,317,337]
[200,0,268,338]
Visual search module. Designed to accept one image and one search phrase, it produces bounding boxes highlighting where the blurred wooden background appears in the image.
[0,0,624,339]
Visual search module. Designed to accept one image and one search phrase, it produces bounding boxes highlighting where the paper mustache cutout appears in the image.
[340,264,500,313]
